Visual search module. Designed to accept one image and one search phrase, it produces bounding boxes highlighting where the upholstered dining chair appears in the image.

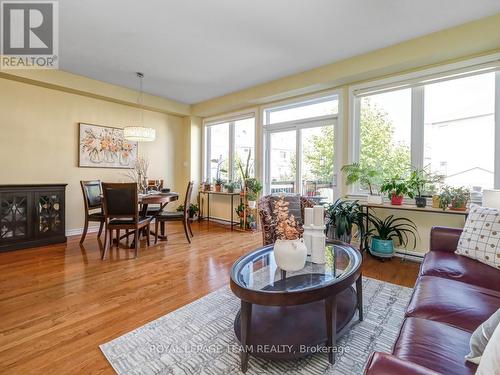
[154,181,194,244]
[258,194,315,246]
[101,183,152,259]
[80,180,105,243]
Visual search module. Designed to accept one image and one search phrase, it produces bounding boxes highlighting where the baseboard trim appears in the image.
[394,249,424,262]
[66,226,100,237]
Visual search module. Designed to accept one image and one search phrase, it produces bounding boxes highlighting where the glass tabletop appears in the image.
[231,243,360,293]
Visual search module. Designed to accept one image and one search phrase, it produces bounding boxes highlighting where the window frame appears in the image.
[203,109,257,183]
[261,90,343,197]
[348,53,500,195]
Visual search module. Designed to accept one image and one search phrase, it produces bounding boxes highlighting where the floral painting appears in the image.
[79,123,138,168]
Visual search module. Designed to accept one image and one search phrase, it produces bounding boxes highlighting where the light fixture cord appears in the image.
[137,72,144,127]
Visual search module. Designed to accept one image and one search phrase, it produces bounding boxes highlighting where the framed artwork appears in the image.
[78,123,138,168]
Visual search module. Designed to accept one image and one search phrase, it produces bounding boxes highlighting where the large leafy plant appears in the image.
[380,176,413,199]
[366,214,418,248]
[438,186,470,210]
[325,199,366,243]
[341,163,381,195]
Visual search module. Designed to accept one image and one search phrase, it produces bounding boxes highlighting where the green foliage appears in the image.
[176,203,199,218]
[325,199,366,243]
[237,150,253,183]
[438,186,470,210]
[214,177,225,186]
[303,126,334,182]
[245,178,262,201]
[366,214,418,248]
[224,181,240,193]
[408,168,443,197]
[302,99,411,185]
[380,176,414,199]
[211,155,228,180]
[341,163,381,195]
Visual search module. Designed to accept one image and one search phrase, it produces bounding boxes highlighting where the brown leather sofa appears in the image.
[364,226,500,375]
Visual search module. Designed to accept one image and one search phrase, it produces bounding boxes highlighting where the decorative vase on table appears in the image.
[366,194,383,205]
[272,194,308,271]
[274,239,307,271]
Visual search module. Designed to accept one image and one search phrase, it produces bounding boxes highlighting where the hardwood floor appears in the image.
[0,222,420,374]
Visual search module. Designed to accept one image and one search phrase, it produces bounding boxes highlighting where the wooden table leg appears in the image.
[325,295,337,364]
[356,274,363,321]
[240,300,252,373]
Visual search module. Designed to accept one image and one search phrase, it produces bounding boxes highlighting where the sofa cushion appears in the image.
[466,308,500,364]
[456,204,500,270]
[394,317,477,375]
[406,276,500,332]
[420,251,500,292]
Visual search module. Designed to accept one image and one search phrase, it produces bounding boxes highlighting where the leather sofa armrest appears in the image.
[429,226,463,253]
[364,352,441,375]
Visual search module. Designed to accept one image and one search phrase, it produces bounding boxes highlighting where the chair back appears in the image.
[183,181,194,217]
[101,183,139,219]
[80,180,102,211]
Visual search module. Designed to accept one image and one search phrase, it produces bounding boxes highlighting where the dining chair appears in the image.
[101,182,152,259]
[80,180,105,243]
[154,181,194,244]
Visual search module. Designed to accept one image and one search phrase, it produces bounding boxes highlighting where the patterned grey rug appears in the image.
[100,277,412,375]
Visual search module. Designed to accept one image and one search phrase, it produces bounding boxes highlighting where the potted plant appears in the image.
[408,169,428,208]
[214,178,224,192]
[272,195,307,271]
[245,178,262,209]
[439,186,470,211]
[341,163,383,204]
[380,176,413,205]
[176,203,199,219]
[366,214,418,258]
[224,181,239,193]
[202,180,212,191]
[325,199,366,244]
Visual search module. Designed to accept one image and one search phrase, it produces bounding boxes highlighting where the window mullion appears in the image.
[411,86,425,170]
[206,127,211,181]
[495,71,500,189]
[229,122,235,181]
[296,128,302,195]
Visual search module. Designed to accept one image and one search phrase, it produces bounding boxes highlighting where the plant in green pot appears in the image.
[366,214,418,258]
[325,199,366,244]
[380,176,413,205]
[341,163,383,204]
[438,186,470,211]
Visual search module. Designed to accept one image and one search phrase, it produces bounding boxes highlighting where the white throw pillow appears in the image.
[456,204,500,270]
[476,320,500,375]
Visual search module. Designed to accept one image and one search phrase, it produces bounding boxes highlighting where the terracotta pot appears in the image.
[390,193,404,205]
[214,184,222,192]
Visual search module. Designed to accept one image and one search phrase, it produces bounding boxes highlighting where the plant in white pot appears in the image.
[273,195,307,271]
[342,163,383,204]
[245,178,262,209]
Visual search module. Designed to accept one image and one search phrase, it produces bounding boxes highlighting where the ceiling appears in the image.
[59,0,500,104]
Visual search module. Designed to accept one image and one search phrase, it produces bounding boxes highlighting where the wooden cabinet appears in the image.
[0,184,67,252]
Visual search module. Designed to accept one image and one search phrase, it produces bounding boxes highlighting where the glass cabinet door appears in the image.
[0,192,31,242]
[35,191,64,237]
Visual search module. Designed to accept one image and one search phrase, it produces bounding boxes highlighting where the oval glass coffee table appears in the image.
[230,241,363,372]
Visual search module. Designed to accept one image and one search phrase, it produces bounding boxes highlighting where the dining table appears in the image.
[139,191,179,240]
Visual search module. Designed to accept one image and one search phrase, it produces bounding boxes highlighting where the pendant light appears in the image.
[124,72,156,142]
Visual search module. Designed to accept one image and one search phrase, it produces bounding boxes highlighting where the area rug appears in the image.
[100,277,413,375]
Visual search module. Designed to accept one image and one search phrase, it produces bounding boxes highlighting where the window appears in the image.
[205,114,255,183]
[351,58,500,195]
[264,94,339,203]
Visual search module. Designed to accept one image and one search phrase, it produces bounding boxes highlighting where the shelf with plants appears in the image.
[235,151,261,231]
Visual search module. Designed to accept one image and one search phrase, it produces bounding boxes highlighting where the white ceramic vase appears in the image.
[274,238,307,271]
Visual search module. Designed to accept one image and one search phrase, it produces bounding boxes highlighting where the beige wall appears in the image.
[0,77,190,233]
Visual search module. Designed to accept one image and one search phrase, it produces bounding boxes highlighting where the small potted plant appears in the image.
[366,214,418,258]
[380,176,413,205]
[439,186,470,211]
[408,169,428,208]
[245,178,262,209]
[341,163,383,204]
[214,178,224,192]
[272,195,307,271]
[177,203,199,219]
[325,199,366,244]
[224,181,239,193]
[202,180,211,192]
